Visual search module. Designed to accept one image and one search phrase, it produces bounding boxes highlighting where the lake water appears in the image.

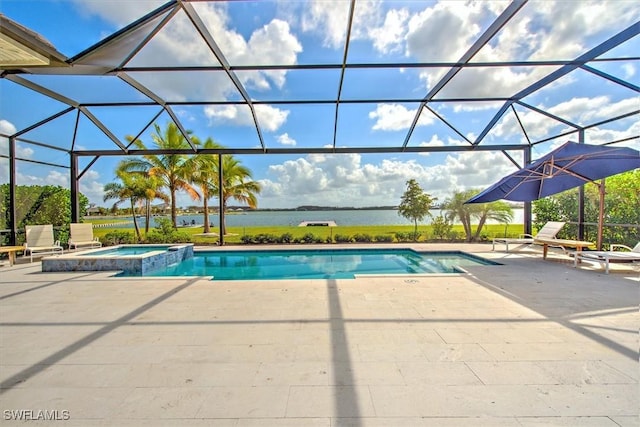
[111,209,524,228]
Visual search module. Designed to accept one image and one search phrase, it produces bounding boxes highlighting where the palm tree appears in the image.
[103,171,146,241]
[114,160,169,234]
[443,189,513,242]
[123,122,200,228]
[140,175,170,234]
[185,138,222,234]
[218,155,261,235]
[443,190,478,242]
[472,200,514,241]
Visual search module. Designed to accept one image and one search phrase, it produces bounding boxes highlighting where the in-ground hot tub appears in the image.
[41,244,194,275]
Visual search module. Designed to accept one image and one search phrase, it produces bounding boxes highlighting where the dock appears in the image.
[298,220,337,227]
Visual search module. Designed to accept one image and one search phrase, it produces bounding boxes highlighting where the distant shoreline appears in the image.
[90,203,524,216]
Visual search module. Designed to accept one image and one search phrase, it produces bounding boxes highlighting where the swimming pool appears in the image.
[118,248,497,280]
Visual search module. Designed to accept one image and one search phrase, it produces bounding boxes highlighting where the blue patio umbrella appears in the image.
[466,141,640,249]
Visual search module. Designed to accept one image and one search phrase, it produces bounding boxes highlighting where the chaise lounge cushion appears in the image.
[24,224,63,262]
[69,223,102,250]
[574,242,640,274]
[493,221,565,252]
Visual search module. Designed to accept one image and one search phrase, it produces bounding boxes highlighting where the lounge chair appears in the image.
[573,242,640,274]
[492,221,565,252]
[24,224,63,262]
[69,223,102,250]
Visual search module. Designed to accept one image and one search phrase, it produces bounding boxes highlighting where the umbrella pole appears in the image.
[597,179,605,251]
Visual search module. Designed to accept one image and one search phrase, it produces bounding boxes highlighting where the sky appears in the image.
[0,0,638,209]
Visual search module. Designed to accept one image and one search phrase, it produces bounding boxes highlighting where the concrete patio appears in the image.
[0,244,638,426]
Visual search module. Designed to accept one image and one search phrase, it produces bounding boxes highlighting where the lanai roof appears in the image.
[0,0,638,184]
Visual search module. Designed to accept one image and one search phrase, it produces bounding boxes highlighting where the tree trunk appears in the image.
[474,214,488,241]
[144,200,151,234]
[462,213,472,242]
[413,218,418,241]
[131,199,141,241]
[221,200,226,236]
[170,188,177,228]
[203,195,210,234]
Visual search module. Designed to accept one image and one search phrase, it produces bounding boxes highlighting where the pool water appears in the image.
[120,249,496,280]
[79,245,173,257]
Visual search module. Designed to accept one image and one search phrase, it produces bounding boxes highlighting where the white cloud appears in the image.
[453,101,505,113]
[369,103,434,131]
[369,8,409,54]
[300,0,381,49]
[204,104,289,132]
[71,2,301,113]
[79,170,107,204]
[417,135,467,156]
[420,134,445,146]
[435,66,554,99]
[277,133,296,146]
[622,63,636,79]
[0,120,34,159]
[258,150,520,208]
[245,20,302,89]
[393,0,637,98]
[584,120,640,146]
[0,119,16,137]
[71,0,166,26]
[405,2,485,62]
[492,96,640,140]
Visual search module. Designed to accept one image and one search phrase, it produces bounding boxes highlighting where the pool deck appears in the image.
[0,243,638,426]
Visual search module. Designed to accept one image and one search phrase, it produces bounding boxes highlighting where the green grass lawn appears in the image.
[90,222,525,245]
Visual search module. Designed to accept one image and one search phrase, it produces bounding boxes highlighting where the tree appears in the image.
[443,189,513,242]
[123,122,200,228]
[217,155,262,236]
[103,171,149,241]
[533,169,639,246]
[115,159,168,234]
[442,189,477,242]
[397,179,436,241]
[184,138,223,234]
[0,185,88,244]
[604,169,639,245]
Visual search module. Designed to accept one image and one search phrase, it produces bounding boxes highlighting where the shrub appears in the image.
[447,230,461,240]
[394,232,410,242]
[241,235,254,244]
[374,234,393,243]
[145,231,191,244]
[334,234,353,243]
[353,233,372,243]
[298,233,323,244]
[431,215,452,240]
[279,233,294,244]
[395,231,422,242]
[143,218,192,243]
[102,230,135,245]
[254,233,277,244]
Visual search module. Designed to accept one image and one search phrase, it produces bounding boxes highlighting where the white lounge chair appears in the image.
[573,242,640,274]
[69,223,102,250]
[24,224,63,262]
[493,221,565,252]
